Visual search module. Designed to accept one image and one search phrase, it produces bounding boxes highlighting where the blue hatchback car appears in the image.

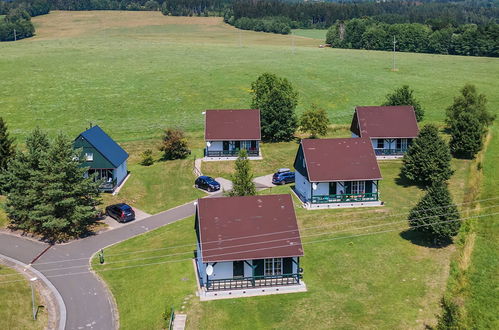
[195,176,221,192]
[272,168,295,185]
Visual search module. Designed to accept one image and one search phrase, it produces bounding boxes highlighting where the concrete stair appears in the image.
[173,314,187,330]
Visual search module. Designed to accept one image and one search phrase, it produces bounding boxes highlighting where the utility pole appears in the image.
[391,36,397,71]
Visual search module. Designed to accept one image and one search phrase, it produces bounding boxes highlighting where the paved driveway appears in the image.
[101,207,151,230]
[0,201,196,330]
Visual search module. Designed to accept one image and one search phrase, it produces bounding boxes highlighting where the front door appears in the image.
[233,261,244,278]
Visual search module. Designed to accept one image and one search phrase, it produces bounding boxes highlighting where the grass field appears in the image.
[292,29,328,40]
[0,265,47,330]
[1,10,498,329]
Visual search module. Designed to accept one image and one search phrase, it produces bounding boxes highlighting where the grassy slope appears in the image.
[0,265,47,330]
[292,29,328,40]
[464,126,499,327]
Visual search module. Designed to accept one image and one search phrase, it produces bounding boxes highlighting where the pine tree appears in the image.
[228,149,256,197]
[401,124,453,186]
[449,112,485,159]
[251,73,298,142]
[408,182,460,243]
[383,85,424,122]
[0,117,15,171]
[299,104,330,138]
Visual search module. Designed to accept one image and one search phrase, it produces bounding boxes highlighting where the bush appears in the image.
[140,149,154,166]
[299,104,329,138]
[159,128,190,160]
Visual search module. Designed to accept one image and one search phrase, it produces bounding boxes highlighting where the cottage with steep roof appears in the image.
[73,125,129,192]
[293,138,383,209]
[350,106,419,159]
[204,109,262,160]
[194,194,306,300]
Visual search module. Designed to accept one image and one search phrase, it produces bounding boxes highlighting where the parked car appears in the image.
[195,176,221,192]
[105,203,135,223]
[272,168,295,185]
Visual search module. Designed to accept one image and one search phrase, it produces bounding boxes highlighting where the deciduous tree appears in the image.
[383,85,424,122]
[449,112,485,159]
[446,84,494,128]
[159,128,190,160]
[299,104,329,138]
[401,124,453,186]
[251,73,298,142]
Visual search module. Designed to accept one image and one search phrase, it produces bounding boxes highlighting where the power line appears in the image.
[5,207,497,278]
[30,196,498,267]
[0,211,496,285]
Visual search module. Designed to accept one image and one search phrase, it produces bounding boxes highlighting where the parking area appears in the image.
[101,207,152,230]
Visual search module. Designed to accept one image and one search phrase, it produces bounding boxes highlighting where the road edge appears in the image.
[0,253,67,330]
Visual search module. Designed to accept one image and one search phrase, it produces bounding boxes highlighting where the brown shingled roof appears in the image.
[301,138,382,182]
[352,106,419,138]
[204,109,261,141]
[196,194,303,263]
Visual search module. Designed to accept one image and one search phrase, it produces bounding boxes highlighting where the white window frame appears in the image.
[351,181,365,195]
[85,153,94,161]
[264,258,283,276]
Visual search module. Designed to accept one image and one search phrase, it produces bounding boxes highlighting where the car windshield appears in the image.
[121,205,132,212]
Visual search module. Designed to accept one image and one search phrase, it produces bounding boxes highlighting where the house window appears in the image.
[264,258,282,276]
[351,181,365,194]
[397,138,408,150]
[377,139,384,149]
[85,153,94,161]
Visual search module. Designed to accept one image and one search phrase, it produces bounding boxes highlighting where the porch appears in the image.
[204,140,261,160]
[373,148,408,156]
[205,149,260,158]
[311,192,379,204]
[206,273,301,291]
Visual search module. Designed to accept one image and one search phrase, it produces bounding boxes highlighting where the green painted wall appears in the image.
[73,136,114,169]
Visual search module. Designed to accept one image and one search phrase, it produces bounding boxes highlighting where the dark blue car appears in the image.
[195,176,221,192]
[272,168,295,185]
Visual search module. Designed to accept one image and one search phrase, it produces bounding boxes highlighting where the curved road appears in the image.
[0,201,196,330]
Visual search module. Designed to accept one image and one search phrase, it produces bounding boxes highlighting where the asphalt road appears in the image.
[0,201,196,330]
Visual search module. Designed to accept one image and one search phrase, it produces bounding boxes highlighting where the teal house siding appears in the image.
[73,125,129,192]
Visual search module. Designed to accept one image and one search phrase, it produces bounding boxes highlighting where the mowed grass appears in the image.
[292,28,328,40]
[0,11,497,143]
[93,157,470,329]
[0,265,47,330]
[464,125,499,327]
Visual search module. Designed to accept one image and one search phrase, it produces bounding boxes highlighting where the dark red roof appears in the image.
[301,138,382,182]
[196,194,303,263]
[205,109,261,141]
[352,106,419,138]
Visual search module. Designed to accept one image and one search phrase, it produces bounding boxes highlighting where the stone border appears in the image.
[0,254,66,330]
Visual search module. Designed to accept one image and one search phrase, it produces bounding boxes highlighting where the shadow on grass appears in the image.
[394,173,427,190]
[400,230,452,249]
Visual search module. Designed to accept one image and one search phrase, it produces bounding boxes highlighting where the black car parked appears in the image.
[105,203,135,223]
[195,176,221,192]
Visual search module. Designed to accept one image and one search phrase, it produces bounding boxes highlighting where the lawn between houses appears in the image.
[92,157,471,329]
[0,265,48,330]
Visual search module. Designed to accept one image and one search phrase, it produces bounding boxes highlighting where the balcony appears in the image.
[205,149,259,157]
[206,273,301,291]
[374,148,408,156]
[100,178,117,192]
[311,192,379,204]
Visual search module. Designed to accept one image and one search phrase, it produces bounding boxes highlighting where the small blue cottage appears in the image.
[74,125,129,192]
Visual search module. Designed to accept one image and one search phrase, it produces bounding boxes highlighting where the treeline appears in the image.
[0,0,50,17]
[0,8,35,41]
[230,0,498,28]
[224,15,291,34]
[326,18,499,57]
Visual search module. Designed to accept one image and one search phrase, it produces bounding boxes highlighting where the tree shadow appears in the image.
[394,172,427,190]
[399,230,452,249]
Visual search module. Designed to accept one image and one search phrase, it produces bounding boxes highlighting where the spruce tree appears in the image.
[251,73,298,142]
[449,112,485,159]
[401,124,453,186]
[408,182,460,243]
[0,117,15,171]
[383,85,424,122]
[228,149,256,197]
[33,133,100,239]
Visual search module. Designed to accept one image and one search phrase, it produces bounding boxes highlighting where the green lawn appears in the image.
[292,29,328,40]
[93,157,471,329]
[0,265,47,330]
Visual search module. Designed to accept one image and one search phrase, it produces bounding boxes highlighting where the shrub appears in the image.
[159,128,190,160]
[227,149,256,197]
[299,104,329,138]
[140,149,154,166]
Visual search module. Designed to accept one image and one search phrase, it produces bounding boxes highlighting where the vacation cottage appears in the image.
[194,194,306,300]
[204,109,262,160]
[74,125,129,192]
[350,106,419,159]
[293,138,383,209]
